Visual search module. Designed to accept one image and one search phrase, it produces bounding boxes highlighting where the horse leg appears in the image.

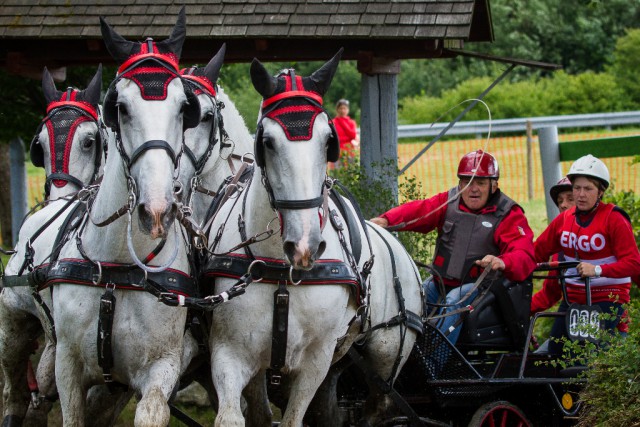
[305,355,352,427]
[55,344,87,427]
[279,351,334,427]
[211,347,253,427]
[0,294,42,425]
[243,370,272,427]
[134,359,182,427]
[84,386,133,427]
[23,339,56,427]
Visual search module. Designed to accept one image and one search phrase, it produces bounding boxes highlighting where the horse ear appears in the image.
[250,58,278,99]
[42,67,61,105]
[81,64,103,108]
[158,6,187,60]
[309,48,343,96]
[100,16,137,64]
[203,43,226,85]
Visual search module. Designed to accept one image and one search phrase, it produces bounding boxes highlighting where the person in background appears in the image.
[332,99,359,165]
[370,150,536,344]
[534,155,640,354]
[530,177,574,317]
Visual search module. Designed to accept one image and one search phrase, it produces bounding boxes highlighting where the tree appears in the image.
[608,28,640,106]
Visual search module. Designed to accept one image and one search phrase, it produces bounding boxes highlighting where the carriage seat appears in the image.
[456,278,533,350]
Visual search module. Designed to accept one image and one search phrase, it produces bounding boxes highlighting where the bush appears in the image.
[576,301,640,426]
[329,158,436,264]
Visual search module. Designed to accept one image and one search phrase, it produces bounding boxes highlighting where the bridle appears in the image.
[256,70,334,222]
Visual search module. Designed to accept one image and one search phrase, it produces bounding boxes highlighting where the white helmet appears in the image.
[567,154,610,189]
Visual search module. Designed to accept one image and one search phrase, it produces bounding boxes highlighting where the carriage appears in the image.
[334,260,596,427]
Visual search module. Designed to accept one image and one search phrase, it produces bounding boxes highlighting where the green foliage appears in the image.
[398,71,631,125]
[330,158,436,263]
[608,28,640,106]
[575,301,640,426]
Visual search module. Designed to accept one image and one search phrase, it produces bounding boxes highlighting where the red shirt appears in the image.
[380,190,536,285]
[534,203,640,306]
[333,116,358,152]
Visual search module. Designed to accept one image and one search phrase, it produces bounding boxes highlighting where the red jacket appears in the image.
[381,190,536,286]
[534,203,640,306]
[333,116,358,152]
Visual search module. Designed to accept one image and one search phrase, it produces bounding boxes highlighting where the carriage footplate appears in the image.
[396,323,496,399]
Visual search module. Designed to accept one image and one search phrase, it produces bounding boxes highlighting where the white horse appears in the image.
[0,66,104,427]
[204,51,423,427]
[50,10,201,427]
[178,44,254,227]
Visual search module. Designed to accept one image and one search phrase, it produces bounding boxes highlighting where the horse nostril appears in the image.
[283,241,297,263]
[315,240,326,260]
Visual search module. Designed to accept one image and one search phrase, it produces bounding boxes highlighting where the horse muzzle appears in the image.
[137,202,177,239]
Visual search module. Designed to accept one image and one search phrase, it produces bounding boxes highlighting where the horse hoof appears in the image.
[1,415,24,427]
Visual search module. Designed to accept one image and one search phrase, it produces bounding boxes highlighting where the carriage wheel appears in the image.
[468,401,532,427]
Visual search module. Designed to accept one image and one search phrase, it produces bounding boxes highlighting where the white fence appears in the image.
[397,111,640,139]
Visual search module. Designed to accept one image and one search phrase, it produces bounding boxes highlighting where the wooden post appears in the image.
[358,54,401,207]
[9,137,28,246]
[526,120,533,201]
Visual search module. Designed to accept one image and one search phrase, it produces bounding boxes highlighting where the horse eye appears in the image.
[202,111,214,122]
[263,137,274,150]
[117,104,128,116]
[83,136,96,149]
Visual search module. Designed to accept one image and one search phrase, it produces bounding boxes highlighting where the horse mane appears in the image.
[217,87,253,155]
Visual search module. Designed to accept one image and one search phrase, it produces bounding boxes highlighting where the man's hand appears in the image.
[475,255,505,272]
[369,217,388,228]
[576,262,597,278]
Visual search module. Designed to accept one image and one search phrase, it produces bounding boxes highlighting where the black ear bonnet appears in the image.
[254,70,339,168]
[102,39,200,132]
[30,87,102,174]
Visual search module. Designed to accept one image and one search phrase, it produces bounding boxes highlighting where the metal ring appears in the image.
[247,259,266,282]
[92,261,103,286]
[219,139,236,161]
[289,265,302,286]
[266,216,280,234]
[241,152,256,164]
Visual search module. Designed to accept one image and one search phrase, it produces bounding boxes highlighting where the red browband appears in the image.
[117,52,179,75]
[261,90,323,110]
[46,101,99,121]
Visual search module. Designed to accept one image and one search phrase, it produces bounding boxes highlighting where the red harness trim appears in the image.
[46,101,99,121]
[261,90,323,109]
[117,52,179,75]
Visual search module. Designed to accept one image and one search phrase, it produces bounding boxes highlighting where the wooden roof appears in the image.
[1,0,493,74]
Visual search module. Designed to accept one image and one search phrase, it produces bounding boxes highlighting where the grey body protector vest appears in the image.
[432,187,518,284]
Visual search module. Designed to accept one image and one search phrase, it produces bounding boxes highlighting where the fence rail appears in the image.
[397,111,640,139]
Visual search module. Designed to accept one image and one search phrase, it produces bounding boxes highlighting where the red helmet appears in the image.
[457,150,499,179]
[549,177,572,206]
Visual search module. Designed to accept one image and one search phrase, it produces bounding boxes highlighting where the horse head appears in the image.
[100,6,199,239]
[31,65,103,200]
[178,44,226,201]
[250,49,342,269]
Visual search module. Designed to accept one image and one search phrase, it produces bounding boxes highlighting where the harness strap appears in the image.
[202,254,359,288]
[268,281,289,386]
[97,286,116,385]
[45,259,197,296]
[329,190,362,264]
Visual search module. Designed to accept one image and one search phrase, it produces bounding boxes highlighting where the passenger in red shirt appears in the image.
[534,155,640,354]
[371,150,536,344]
[530,177,574,316]
[331,99,359,166]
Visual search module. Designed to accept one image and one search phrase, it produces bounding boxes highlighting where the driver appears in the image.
[534,155,640,354]
[370,150,536,344]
